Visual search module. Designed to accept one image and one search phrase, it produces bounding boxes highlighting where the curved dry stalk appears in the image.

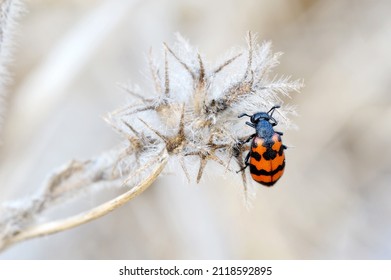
[0,150,168,252]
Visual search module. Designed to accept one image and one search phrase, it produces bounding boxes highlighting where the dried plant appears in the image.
[0,31,302,252]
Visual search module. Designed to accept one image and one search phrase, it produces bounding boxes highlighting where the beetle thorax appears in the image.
[255,120,274,138]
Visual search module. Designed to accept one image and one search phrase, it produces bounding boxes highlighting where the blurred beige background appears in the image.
[1,0,391,259]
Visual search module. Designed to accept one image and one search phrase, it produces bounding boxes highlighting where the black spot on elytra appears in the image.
[263,147,277,160]
[278,145,284,156]
[251,151,262,161]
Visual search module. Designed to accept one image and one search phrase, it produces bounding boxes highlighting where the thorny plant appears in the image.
[0,30,302,252]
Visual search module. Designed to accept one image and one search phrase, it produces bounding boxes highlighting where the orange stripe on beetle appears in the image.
[237,106,287,187]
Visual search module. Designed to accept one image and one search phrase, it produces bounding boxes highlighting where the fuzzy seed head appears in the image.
[110,32,303,189]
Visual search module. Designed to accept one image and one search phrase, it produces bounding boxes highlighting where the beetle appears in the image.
[237,105,287,186]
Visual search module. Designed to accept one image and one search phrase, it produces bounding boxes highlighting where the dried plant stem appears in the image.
[0,150,168,252]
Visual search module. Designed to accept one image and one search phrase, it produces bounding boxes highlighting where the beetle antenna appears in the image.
[268,105,281,117]
[238,113,252,119]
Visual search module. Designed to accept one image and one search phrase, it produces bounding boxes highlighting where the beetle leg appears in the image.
[269,116,278,126]
[243,133,256,143]
[236,151,251,173]
[238,133,255,146]
[245,121,255,128]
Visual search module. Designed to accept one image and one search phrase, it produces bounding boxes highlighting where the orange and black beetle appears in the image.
[238,105,286,186]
